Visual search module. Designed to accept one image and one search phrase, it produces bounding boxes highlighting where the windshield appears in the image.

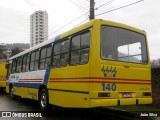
[101,26,148,64]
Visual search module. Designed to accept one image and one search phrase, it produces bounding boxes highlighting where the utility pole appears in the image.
[90,0,95,20]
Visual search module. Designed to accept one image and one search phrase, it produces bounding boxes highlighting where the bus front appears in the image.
[89,20,152,107]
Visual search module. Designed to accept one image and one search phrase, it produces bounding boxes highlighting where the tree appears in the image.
[11,47,21,56]
[0,49,3,59]
[0,49,7,59]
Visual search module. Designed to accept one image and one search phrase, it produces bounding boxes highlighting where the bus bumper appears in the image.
[90,98,152,107]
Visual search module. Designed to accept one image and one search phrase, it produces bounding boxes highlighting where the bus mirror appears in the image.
[5,64,9,69]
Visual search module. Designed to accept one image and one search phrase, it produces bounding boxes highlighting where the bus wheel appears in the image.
[39,88,50,111]
[9,86,15,99]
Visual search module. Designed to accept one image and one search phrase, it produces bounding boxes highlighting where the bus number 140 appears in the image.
[102,83,116,91]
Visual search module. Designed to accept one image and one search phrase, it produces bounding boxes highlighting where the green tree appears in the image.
[11,47,21,56]
[0,49,3,59]
[0,49,7,59]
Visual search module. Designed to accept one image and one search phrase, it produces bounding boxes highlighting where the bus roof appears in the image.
[9,19,145,60]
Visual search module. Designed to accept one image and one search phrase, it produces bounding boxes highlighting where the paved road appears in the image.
[0,91,157,120]
[0,92,107,120]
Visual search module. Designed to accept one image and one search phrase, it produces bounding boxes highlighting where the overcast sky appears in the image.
[0,0,159,60]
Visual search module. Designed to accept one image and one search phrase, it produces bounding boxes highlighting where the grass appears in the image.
[107,104,160,112]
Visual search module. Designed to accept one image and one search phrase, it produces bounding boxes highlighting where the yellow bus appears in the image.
[6,19,152,111]
[0,61,7,91]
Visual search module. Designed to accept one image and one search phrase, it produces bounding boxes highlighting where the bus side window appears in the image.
[26,54,30,72]
[22,54,30,72]
[30,52,35,71]
[8,62,12,75]
[22,55,26,72]
[80,32,90,64]
[34,50,39,70]
[70,35,80,65]
[40,47,47,69]
[52,40,69,68]
[59,40,69,67]
[70,31,90,65]
[11,59,17,73]
[45,45,52,68]
[40,44,52,70]
[53,42,61,68]
[16,57,22,73]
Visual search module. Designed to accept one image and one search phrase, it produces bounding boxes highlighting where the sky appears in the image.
[0,0,159,60]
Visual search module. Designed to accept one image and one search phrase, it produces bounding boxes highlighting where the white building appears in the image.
[30,10,48,47]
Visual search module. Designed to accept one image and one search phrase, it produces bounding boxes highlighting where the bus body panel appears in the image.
[89,20,152,107]
[46,26,92,108]
[6,19,152,108]
[0,62,7,89]
[12,86,38,100]
[47,55,90,108]
[6,70,46,99]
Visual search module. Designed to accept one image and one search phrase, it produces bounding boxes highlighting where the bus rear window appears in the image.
[101,26,148,64]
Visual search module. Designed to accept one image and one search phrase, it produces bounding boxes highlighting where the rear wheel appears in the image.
[39,88,51,111]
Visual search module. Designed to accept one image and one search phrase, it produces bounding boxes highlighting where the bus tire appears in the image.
[9,85,15,99]
[39,88,50,111]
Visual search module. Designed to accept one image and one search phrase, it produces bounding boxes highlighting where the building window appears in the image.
[70,32,90,65]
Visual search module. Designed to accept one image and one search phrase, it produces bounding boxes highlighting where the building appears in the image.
[0,44,11,60]
[30,10,48,47]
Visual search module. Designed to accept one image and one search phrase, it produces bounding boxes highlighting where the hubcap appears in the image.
[41,93,47,108]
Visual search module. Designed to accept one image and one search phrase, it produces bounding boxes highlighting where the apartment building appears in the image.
[30,10,48,47]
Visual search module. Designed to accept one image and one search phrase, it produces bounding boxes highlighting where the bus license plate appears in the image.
[122,93,132,98]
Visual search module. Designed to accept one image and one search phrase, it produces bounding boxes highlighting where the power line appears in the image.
[85,0,90,2]
[96,0,144,16]
[44,11,89,39]
[95,0,114,10]
[44,0,144,40]
[73,17,89,28]
[104,0,140,10]
[68,0,88,10]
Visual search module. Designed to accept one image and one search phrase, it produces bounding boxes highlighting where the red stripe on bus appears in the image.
[49,80,151,84]
[49,81,151,85]
[91,77,151,82]
[19,81,42,82]
[19,79,43,81]
[49,77,151,82]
